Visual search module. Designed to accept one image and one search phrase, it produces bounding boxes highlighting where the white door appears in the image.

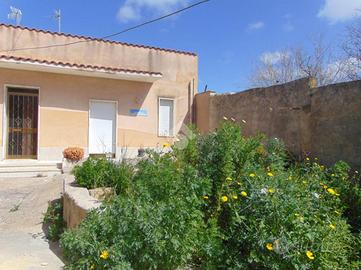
[89,101,116,155]
[158,99,174,137]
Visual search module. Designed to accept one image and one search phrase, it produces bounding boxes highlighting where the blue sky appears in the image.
[1,0,361,92]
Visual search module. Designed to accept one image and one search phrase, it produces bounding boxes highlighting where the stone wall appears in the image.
[195,78,361,169]
[63,175,101,229]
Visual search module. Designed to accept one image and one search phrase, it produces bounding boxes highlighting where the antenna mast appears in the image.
[54,9,61,33]
[8,6,22,26]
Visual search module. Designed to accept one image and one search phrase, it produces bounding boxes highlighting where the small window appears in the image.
[158,98,174,137]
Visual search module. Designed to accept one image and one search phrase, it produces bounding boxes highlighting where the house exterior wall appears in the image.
[0,25,198,161]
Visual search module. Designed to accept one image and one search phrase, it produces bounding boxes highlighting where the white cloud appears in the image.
[318,0,361,23]
[260,51,289,64]
[247,21,264,31]
[117,0,188,23]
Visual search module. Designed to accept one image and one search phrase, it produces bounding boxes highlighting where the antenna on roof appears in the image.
[8,6,22,26]
[54,9,61,33]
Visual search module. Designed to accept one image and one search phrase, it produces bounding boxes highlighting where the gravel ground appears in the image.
[0,176,65,270]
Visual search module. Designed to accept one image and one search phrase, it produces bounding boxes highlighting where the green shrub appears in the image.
[73,158,134,194]
[43,198,66,242]
[61,152,218,270]
[61,122,361,269]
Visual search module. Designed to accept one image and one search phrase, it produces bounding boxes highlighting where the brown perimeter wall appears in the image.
[195,78,361,169]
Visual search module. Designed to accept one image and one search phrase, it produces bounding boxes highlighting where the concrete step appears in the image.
[0,161,62,178]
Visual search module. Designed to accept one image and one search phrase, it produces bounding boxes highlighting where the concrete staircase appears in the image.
[0,160,62,178]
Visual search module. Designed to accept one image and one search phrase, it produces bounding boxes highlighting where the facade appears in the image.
[0,24,198,163]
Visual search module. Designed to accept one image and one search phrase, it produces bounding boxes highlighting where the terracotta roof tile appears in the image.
[0,23,197,56]
[0,54,163,76]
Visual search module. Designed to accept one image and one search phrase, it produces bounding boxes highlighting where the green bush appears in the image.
[43,198,66,242]
[73,158,134,194]
[61,122,361,269]
[61,152,218,270]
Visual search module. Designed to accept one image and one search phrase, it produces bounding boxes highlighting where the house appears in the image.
[0,24,198,176]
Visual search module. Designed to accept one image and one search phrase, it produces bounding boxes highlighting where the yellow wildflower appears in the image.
[100,250,109,260]
[329,224,336,230]
[162,142,170,148]
[306,157,310,161]
[203,195,209,200]
[221,196,228,203]
[237,182,241,186]
[306,250,315,260]
[266,243,273,251]
[232,195,238,200]
[314,157,318,161]
[226,176,233,181]
[241,191,247,197]
[268,188,275,194]
[327,188,336,195]
[249,173,256,177]
[320,165,325,170]
[331,173,335,177]
[267,172,274,177]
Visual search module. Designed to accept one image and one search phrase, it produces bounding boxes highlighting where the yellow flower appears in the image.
[226,177,233,181]
[249,173,256,177]
[306,250,315,260]
[331,173,335,177]
[268,188,275,194]
[267,172,274,177]
[241,191,247,197]
[266,243,273,251]
[221,196,228,203]
[100,250,109,260]
[314,157,318,161]
[162,142,170,148]
[320,165,325,170]
[306,157,310,161]
[232,195,238,200]
[327,188,336,195]
[329,224,336,230]
[237,182,241,186]
[203,195,209,200]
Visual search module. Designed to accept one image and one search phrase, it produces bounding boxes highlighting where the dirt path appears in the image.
[0,176,65,270]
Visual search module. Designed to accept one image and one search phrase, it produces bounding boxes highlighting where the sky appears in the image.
[0,0,361,93]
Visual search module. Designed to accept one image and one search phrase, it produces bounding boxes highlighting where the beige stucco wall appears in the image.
[0,67,194,160]
[0,25,198,161]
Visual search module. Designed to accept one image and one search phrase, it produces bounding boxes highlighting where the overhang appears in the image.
[0,55,162,82]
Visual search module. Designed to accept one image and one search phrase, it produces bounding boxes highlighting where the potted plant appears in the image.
[62,147,84,174]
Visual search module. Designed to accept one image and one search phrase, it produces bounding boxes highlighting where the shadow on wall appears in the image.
[195,77,361,169]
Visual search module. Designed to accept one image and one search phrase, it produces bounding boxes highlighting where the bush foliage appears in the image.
[43,198,66,242]
[61,122,361,269]
[73,158,134,194]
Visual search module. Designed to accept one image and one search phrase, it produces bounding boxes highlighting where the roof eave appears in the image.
[0,59,162,83]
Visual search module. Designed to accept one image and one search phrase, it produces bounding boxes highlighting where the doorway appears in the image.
[89,100,117,158]
[6,87,39,159]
